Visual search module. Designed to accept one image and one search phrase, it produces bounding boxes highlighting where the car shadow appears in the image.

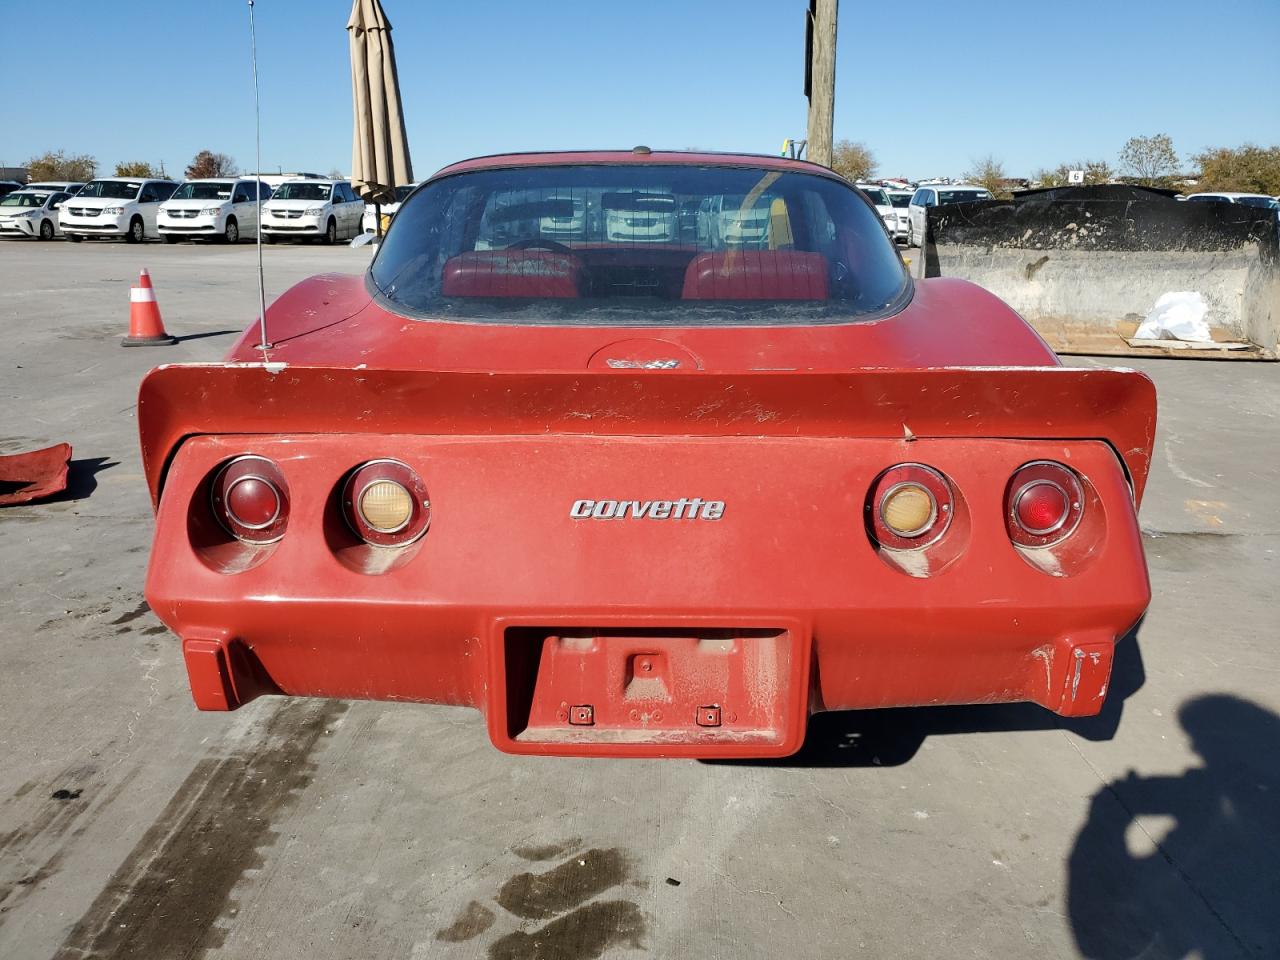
[710,626,1145,769]
[1067,694,1280,959]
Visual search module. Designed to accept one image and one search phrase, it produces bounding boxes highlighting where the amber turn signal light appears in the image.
[868,463,953,550]
[881,483,936,537]
[342,460,430,546]
[359,480,414,533]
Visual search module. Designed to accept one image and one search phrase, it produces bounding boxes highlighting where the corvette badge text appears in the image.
[571,498,725,520]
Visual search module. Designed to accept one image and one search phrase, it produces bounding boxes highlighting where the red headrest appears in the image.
[442,250,583,298]
[682,250,829,300]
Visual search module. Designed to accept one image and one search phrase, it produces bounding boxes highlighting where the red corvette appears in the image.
[139,151,1155,758]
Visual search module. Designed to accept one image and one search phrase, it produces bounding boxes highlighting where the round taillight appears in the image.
[342,460,430,546]
[211,456,289,543]
[868,463,953,550]
[1006,461,1083,547]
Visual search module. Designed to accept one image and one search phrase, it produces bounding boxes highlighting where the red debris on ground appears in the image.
[0,443,72,506]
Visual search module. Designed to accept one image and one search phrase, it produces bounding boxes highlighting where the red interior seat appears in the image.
[681,250,829,300]
[442,250,583,298]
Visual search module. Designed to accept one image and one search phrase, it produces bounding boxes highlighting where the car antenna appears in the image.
[247,0,270,356]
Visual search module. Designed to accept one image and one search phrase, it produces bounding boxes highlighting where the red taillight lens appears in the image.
[211,456,289,543]
[226,477,280,528]
[868,463,953,549]
[342,460,430,546]
[1006,461,1083,547]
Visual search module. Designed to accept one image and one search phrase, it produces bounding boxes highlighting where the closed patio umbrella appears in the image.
[348,0,413,232]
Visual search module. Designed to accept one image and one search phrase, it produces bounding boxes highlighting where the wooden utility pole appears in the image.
[805,0,837,168]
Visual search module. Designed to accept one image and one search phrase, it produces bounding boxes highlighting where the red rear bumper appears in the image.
[145,431,1149,758]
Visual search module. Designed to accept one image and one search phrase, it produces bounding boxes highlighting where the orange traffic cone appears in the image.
[122,268,177,347]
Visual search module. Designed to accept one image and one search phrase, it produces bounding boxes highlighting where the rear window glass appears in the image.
[937,189,992,204]
[370,163,909,326]
[1235,196,1280,209]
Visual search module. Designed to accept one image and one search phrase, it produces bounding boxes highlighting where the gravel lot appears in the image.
[1,241,1277,959]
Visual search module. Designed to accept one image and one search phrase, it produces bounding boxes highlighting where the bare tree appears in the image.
[327,167,346,180]
[830,140,877,183]
[25,150,96,182]
[185,150,237,179]
[963,154,1010,197]
[114,161,158,177]
[1119,134,1178,186]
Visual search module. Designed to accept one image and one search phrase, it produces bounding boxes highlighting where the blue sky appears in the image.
[4,0,1277,182]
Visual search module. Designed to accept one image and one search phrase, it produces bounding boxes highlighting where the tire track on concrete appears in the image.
[51,698,345,960]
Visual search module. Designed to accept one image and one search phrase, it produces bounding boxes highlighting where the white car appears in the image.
[604,192,676,243]
[262,179,364,244]
[159,177,272,244]
[856,184,898,240]
[886,190,912,243]
[694,194,772,247]
[25,181,84,195]
[1185,192,1280,216]
[0,189,73,240]
[905,184,993,247]
[361,182,418,233]
[59,177,178,242]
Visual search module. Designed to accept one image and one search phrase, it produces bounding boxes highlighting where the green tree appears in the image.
[1191,144,1280,195]
[830,140,877,182]
[1119,134,1178,187]
[185,150,236,179]
[963,154,1011,198]
[114,161,157,177]
[25,149,96,182]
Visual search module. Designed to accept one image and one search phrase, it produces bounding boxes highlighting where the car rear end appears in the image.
[139,153,1155,759]
[141,365,1153,759]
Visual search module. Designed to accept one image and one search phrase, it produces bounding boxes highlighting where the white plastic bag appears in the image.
[1134,291,1211,342]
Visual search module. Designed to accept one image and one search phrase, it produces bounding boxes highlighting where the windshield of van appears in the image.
[171,182,233,200]
[273,182,332,201]
[77,181,141,200]
[370,163,909,326]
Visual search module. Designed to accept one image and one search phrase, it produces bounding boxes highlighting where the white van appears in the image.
[261,180,364,244]
[361,182,418,233]
[159,178,273,243]
[59,178,178,242]
[906,184,993,246]
[856,184,898,240]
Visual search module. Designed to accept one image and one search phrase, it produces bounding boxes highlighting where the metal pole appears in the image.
[805,0,838,168]
[248,0,270,353]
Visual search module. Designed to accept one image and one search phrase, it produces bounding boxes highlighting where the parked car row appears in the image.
[0,175,418,244]
[854,182,994,246]
[1183,191,1280,218]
